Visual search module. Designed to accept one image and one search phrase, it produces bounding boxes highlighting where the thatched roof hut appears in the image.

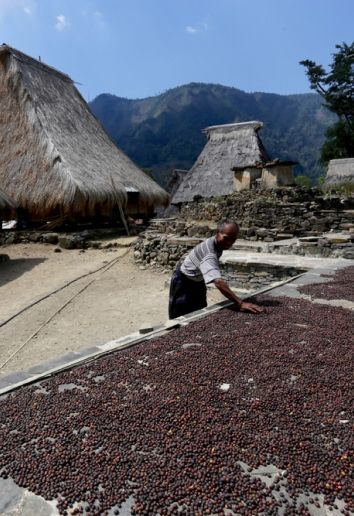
[0,45,169,220]
[326,158,354,185]
[172,121,270,204]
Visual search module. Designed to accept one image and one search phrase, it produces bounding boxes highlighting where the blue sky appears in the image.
[1,0,353,101]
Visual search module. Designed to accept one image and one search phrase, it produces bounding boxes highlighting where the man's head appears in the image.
[215,219,239,250]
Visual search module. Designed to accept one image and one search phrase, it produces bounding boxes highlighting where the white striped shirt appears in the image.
[181,236,222,283]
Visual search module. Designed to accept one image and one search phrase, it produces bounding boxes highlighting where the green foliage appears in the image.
[90,83,335,186]
[295,175,312,188]
[300,42,354,161]
[321,120,354,163]
[317,175,326,187]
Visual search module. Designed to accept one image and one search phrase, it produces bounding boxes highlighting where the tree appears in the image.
[300,42,354,162]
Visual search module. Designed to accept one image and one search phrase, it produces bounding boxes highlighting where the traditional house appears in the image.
[172,121,295,204]
[0,45,169,223]
[326,158,354,184]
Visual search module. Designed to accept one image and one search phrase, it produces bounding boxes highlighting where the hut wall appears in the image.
[261,165,294,188]
[234,168,261,191]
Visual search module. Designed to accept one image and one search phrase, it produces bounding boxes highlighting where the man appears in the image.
[169,219,263,319]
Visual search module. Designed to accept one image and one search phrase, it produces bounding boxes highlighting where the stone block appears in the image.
[42,232,59,244]
[27,232,42,242]
[58,235,86,250]
[343,250,354,259]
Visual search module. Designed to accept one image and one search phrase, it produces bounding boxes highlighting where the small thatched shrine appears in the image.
[172,121,295,204]
[0,45,169,223]
[326,158,354,185]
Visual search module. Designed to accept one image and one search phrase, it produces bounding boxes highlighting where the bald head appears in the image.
[215,219,239,250]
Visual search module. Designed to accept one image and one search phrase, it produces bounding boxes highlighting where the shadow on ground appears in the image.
[0,258,46,287]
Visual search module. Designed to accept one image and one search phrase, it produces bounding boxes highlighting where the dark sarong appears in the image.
[169,265,207,319]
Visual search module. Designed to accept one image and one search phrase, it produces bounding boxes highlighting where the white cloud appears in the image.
[23,6,31,15]
[55,14,70,32]
[185,21,208,34]
[186,25,198,34]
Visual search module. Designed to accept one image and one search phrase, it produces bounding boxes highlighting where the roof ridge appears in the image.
[0,44,72,84]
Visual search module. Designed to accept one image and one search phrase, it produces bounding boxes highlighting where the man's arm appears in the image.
[213,278,263,314]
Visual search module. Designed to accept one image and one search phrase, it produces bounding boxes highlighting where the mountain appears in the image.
[89,83,336,187]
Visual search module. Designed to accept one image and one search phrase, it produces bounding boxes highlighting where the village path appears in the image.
[0,243,223,378]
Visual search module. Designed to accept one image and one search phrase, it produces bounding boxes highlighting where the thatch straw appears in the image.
[0,45,169,219]
[172,121,270,203]
[326,158,354,184]
[0,187,16,217]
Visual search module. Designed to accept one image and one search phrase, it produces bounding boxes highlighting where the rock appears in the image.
[89,242,100,249]
[0,254,9,262]
[58,235,86,250]
[324,233,351,244]
[53,247,62,253]
[4,233,17,245]
[27,232,42,242]
[175,221,186,233]
[187,226,199,237]
[275,233,294,240]
[160,252,169,265]
[342,250,354,259]
[299,236,319,242]
[42,232,59,244]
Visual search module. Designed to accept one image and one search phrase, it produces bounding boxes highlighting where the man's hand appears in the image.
[239,301,263,314]
[213,278,264,314]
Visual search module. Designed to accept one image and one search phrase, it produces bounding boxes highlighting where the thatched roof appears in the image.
[326,158,354,184]
[165,169,189,196]
[172,121,270,204]
[0,45,169,218]
[0,186,16,216]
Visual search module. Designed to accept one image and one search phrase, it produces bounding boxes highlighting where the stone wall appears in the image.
[221,262,304,291]
[133,187,354,269]
[0,228,133,249]
[177,187,354,241]
[133,233,199,270]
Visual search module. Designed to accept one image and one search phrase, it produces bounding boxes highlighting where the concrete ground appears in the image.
[0,242,224,379]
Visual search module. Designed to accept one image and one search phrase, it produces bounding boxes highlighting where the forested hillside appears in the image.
[90,83,336,187]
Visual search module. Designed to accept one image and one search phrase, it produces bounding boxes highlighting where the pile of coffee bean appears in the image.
[299,265,354,302]
[0,293,353,515]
